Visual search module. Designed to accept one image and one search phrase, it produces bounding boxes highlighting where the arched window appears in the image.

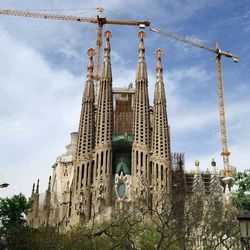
[161,165,163,181]
[105,150,108,173]
[96,154,99,177]
[76,166,79,190]
[90,160,94,184]
[101,151,104,166]
[140,152,143,168]
[136,151,138,166]
[86,163,89,186]
[81,164,85,181]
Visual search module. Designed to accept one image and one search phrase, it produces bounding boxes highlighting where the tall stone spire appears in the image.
[94,30,113,212]
[76,48,96,161]
[31,183,35,198]
[151,49,171,196]
[72,48,96,223]
[35,179,39,194]
[43,176,52,226]
[132,31,151,199]
[34,179,40,219]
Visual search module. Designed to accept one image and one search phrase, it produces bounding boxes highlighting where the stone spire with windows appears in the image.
[151,49,171,196]
[93,30,113,212]
[132,31,151,199]
[72,48,96,223]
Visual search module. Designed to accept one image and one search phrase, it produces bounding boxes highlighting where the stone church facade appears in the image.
[27,30,233,238]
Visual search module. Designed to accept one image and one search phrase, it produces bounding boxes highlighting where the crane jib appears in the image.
[0,10,150,27]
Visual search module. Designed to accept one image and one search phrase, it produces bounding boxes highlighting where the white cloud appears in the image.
[0,27,82,197]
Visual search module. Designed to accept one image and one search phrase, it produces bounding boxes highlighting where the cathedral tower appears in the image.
[132,31,151,199]
[151,49,171,197]
[72,48,96,222]
[93,30,113,212]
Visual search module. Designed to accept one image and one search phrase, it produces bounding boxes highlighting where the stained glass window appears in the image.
[117,183,126,198]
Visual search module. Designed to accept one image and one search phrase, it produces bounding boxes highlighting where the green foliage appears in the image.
[0,193,32,228]
[231,170,250,210]
[0,192,241,249]
[0,193,33,249]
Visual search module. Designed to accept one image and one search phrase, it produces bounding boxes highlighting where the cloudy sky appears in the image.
[0,0,249,197]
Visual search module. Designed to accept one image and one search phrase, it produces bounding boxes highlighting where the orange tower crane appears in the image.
[0,8,150,101]
[150,27,239,178]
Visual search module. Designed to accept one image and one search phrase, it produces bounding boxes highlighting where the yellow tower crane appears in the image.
[150,27,239,178]
[0,8,150,101]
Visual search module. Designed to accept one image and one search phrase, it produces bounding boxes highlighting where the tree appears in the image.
[231,170,250,211]
[54,189,240,250]
[0,189,242,249]
[0,193,33,249]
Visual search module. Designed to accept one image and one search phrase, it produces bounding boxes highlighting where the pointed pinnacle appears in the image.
[87,48,96,72]
[154,49,166,103]
[104,30,112,56]
[194,160,200,175]
[155,48,164,76]
[32,183,35,195]
[138,31,146,51]
[105,30,112,39]
[155,48,163,57]
[211,158,217,175]
[211,158,216,166]
[136,30,147,80]
[36,179,39,194]
[48,176,51,191]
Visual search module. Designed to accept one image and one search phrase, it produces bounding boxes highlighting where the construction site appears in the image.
[0,4,245,249]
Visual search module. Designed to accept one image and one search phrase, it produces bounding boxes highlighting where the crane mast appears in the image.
[150,27,238,177]
[0,9,150,103]
[215,42,230,176]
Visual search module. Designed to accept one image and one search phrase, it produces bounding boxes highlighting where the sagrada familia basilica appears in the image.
[27,30,236,243]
